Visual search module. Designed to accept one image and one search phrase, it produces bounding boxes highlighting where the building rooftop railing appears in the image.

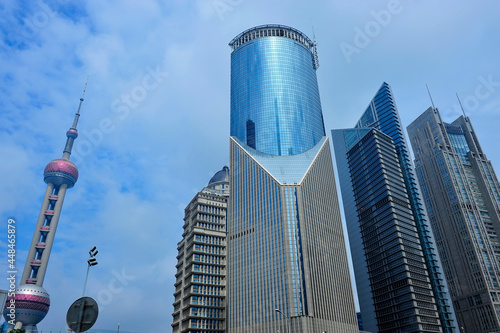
[228,24,314,52]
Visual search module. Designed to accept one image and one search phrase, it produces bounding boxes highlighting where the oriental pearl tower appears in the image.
[2,82,87,332]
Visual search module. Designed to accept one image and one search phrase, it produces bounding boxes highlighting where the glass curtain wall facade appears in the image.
[332,83,456,333]
[172,167,229,333]
[408,108,500,333]
[228,25,358,333]
[338,128,444,332]
[230,25,325,156]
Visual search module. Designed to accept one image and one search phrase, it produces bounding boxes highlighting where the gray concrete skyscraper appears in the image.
[172,166,229,333]
[227,25,358,333]
[408,107,500,333]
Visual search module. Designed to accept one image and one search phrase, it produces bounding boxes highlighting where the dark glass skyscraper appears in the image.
[408,107,500,333]
[332,83,457,333]
[228,25,358,333]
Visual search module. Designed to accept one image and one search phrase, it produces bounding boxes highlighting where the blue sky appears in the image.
[1,0,499,332]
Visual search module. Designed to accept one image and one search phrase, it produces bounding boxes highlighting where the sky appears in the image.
[1,0,499,332]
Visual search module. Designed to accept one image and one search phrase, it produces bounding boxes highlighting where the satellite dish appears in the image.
[66,297,99,333]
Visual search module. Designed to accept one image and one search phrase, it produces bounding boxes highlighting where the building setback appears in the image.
[227,24,358,333]
[332,83,456,333]
[172,166,229,333]
[408,107,500,333]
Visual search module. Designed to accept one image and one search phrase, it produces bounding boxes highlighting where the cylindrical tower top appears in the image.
[229,24,325,156]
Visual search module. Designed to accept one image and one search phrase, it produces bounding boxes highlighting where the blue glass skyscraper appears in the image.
[332,83,457,332]
[228,25,358,333]
[230,25,325,156]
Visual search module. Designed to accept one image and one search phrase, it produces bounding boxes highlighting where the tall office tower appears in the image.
[408,107,500,333]
[228,25,358,333]
[2,84,87,332]
[332,82,457,333]
[172,166,229,333]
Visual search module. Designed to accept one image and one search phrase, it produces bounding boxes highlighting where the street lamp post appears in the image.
[82,246,98,296]
[275,309,290,333]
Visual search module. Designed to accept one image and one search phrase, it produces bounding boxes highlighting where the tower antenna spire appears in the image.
[456,93,467,118]
[312,26,320,69]
[426,84,436,109]
[73,76,88,127]
[63,77,88,159]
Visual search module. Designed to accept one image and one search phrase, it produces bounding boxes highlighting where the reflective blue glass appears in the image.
[447,132,470,163]
[333,82,458,333]
[228,25,359,332]
[230,31,325,156]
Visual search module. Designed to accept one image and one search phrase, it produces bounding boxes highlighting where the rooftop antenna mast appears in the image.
[312,26,320,69]
[425,84,436,110]
[456,93,468,119]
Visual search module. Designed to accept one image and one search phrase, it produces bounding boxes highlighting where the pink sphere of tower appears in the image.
[2,285,50,327]
[66,128,78,138]
[44,158,79,188]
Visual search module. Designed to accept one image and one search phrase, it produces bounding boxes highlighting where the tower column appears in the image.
[21,183,54,285]
[36,184,68,286]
